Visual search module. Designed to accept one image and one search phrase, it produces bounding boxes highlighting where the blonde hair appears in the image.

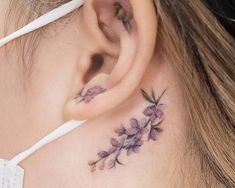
[155,0,235,187]
[5,0,235,187]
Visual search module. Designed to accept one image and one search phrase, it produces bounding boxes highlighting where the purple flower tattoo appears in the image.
[75,86,106,103]
[88,88,167,172]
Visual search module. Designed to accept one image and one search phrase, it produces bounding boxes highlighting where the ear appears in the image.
[64,0,158,120]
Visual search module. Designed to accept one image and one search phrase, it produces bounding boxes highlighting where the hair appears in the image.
[5,0,235,187]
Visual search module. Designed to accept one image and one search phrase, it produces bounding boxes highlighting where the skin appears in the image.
[0,0,201,187]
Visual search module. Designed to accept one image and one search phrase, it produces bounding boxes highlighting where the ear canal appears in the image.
[83,54,104,83]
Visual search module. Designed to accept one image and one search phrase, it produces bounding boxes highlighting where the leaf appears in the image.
[155,89,167,106]
[155,127,163,133]
[151,88,157,103]
[116,158,124,166]
[152,120,163,128]
[107,159,116,169]
[98,151,109,158]
[99,160,105,170]
[140,89,155,104]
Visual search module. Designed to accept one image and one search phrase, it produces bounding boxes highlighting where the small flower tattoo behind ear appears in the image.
[88,88,167,172]
[75,86,106,103]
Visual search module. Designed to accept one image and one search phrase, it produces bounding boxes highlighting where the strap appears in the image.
[8,120,86,166]
[0,0,84,47]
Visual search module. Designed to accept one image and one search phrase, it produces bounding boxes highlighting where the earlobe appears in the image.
[64,0,158,120]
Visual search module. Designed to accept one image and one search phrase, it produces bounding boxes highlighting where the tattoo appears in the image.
[88,88,167,172]
[113,2,133,33]
[75,86,106,103]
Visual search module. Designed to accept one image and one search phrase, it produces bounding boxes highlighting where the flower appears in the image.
[80,86,106,103]
[126,139,144,156]
[88,89,166,171]
[115,125,126,136]
[97,151,109,158]
[126,118,149,137]
[108,137,126,154]
[143,104,164,122]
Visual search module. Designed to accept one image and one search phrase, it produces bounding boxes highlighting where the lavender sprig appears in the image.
[88,89,166,172]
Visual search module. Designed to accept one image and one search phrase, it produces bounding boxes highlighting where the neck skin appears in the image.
[0,2,204,188]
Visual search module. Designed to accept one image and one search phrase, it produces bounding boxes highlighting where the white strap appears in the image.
[8,120,86,166]
[0,0,84,47]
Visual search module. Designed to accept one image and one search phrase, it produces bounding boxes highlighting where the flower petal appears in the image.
[99,160,105,170]
[111,138,121,147]
[143,105,155,116]
[84,95,94,103]
[98,151,109,158]
[150,129,158,141]
[115,125,126,136]
[126,128,138,136]
[139,118,148,128]
[136,140,144,146]
[107,159,116,169]
[132,146,140,154]
[127,148,133,156]
[150,114,157,122]
[108,147,117,154]
[130,118,139,129]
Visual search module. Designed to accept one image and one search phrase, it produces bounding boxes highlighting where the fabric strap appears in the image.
[8,120,86,166]
[0,0,84,47]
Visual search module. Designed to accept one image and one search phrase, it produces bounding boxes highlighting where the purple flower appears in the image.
[88,89,166,172]
[98,151,109,158]
[115,125,126,136]
[108,137,126,154]
[126,118,149,136]
[126,139,144,156]
[86,86,106,96]
[79,86,106,103]
[143,105,164,122]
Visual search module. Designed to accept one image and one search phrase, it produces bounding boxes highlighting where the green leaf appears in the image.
[152,120,163,128]
[151,88,157,103]
[116,158,124,166]
[155,89,167,105]
[141,89,155,104]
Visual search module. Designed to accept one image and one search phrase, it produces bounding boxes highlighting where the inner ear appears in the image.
[83,54,104,83]
[83,53,117,84]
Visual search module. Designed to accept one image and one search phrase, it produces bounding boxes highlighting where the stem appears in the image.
[144,118,151,128]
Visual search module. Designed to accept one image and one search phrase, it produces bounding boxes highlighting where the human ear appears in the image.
[64,0,158,120]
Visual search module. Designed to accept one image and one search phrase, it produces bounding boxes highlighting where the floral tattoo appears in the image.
[75,86,106,103]
[114,2,133,33]
[88,88,167,172]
